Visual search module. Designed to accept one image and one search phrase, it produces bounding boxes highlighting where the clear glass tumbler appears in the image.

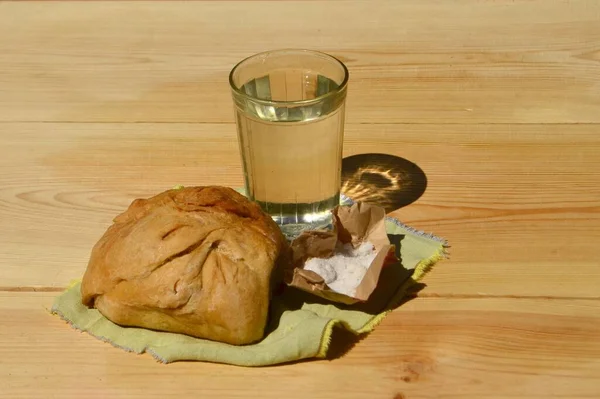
[229,49,349,239]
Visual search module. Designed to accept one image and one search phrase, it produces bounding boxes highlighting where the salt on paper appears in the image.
[286,202,395,305]
[303,241,377,297]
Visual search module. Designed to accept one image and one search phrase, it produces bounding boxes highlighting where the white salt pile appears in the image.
[303,241,377,297]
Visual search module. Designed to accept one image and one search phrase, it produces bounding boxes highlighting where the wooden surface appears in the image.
[1,1,599,398]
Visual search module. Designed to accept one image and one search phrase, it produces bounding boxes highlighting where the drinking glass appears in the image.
[229,49,349,239]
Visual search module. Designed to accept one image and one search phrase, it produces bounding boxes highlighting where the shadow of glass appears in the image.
[342,153,427,213]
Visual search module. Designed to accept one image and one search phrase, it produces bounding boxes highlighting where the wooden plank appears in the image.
[1,292,598,398]
[1,1,599,124]
[0,122,598,297]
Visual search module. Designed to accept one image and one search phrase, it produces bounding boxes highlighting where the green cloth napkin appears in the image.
[51,215,447,366]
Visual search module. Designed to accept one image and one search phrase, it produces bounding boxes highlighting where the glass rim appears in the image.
[228,49,349,107]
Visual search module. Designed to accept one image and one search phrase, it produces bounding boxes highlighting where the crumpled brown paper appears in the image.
[286,202,396,305]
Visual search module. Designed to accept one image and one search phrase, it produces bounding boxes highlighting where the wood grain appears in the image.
[1,122,598,297]
[1,0,599,397]
[1,292,599,398]
[1,1,599,124]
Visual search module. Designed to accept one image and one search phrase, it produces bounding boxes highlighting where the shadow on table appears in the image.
[268,253,425,362]
[341,153,427,213]
[264,157,429,363]
[323,281,425,361]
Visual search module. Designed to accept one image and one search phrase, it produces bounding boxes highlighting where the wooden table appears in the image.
[1,1,599,397]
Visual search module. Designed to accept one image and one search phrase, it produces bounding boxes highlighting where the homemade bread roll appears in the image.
[81,186,287,345]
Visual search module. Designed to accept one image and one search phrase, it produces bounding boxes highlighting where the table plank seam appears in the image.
[2,121,600,126]
[2,286,599,301]
[416,293,600,301]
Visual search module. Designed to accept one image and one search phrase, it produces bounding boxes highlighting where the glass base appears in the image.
[254,195,338,240]
[278,221,333,241]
